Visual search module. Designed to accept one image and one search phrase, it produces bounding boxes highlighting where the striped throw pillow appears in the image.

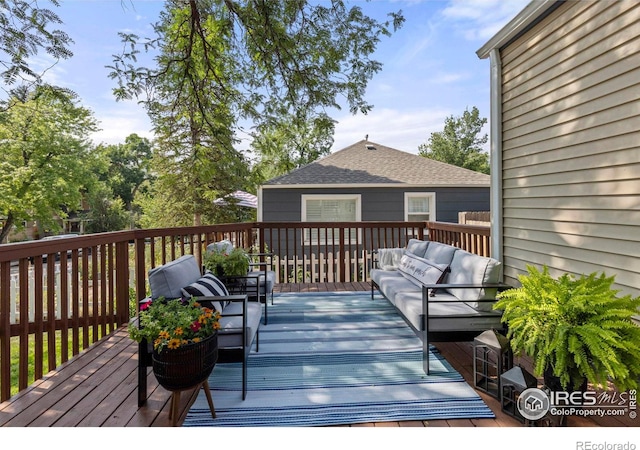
[181,272,230,312]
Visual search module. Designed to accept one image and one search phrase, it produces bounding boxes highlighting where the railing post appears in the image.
[0,261,10,402]
[115,241,130,325]
[135,237,147,310]
[339,228,345,282]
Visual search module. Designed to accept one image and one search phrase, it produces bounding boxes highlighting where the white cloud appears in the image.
[441,0,530,41]
[428,71,471,84]
[332,107,451,154]
[90,101,153,145]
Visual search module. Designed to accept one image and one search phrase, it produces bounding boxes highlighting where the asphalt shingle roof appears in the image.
[264,140,490,186]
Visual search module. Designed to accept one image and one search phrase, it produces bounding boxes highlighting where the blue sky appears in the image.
[35,0,531,154]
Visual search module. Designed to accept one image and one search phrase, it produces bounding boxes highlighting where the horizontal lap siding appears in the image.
[500,0,640,297]
[261,187,489,223]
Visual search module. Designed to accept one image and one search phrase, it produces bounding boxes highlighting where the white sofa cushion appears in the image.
[398,251,449,288]
[393,290,503,333]
[406,239,429,258]
[423,242,458,265]
[446,249,502,311]
[148,254,201,300]
[373,271,417,306]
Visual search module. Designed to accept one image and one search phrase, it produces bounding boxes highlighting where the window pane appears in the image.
[408,213,430,221]
[305,199,356,222]
[304,197,359,245]
[408,197,428,213]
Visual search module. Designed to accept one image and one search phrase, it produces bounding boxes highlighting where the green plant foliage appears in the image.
[494,265,640,391]
[418,106,489,174]
[129,298,220,353]
[0,0,73,86]
[203,246,250,277]
[0,85,98,243]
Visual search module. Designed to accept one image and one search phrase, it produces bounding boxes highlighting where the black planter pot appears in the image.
[543,366,588,393]
[542,367,588,427]
[152,332,218,391]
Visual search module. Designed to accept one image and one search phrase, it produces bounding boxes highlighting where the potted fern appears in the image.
[494,265,640,392]
[203,246,250,277]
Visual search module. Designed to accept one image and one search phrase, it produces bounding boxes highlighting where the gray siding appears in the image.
[499,0,640,298]
[261,186,490,223]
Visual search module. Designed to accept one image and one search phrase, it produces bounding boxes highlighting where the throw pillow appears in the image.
[181,272,230,312]
[398,251,449,288]
[377,248,406,270]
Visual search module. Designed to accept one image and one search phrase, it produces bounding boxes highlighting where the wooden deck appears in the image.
[0,283,633,427]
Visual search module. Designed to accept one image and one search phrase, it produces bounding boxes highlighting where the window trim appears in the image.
[404,192,436,222]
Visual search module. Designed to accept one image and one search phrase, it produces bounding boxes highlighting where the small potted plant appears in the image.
[494,264,640,392]
[203,246,250,277]
[129,298,221,391]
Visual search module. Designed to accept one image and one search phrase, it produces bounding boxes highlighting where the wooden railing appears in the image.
[0,220,489,401]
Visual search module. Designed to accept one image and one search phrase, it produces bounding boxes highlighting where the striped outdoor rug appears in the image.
[182,291,493,427]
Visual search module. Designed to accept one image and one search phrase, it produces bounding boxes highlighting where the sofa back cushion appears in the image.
[148,254,201,300]
[446,250,502,310]
[405,239,429,258]
[398,251,449,288]
[424,242,458,265]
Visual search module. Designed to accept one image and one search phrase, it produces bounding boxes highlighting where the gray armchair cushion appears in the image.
[148,254,201,299]
[217,301,262,348]
[206,239,234,254]
[244,270,276,294]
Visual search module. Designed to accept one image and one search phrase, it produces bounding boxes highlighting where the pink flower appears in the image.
[190,321,202,332]
[140,300,152,311]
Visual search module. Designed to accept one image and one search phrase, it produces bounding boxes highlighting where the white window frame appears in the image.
[301,194,362,245]
[404,192,436,222]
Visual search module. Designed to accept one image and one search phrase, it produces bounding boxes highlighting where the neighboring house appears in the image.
[477,0,640,299]
[258,140,491,225]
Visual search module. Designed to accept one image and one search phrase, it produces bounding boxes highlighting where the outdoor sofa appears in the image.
[371,239,510,374]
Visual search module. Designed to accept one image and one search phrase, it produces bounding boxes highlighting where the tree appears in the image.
[418,106,489,174]
[127,3,251,227]
[0,0,73,95]
[108,1,404,225]
[0,85,98,243]
[110,1,404,128]
[83,184,130,233]
[251,110,335,181]
[96,134,153,210]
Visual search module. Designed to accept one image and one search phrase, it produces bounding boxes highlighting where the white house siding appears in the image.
[499,0,640,298]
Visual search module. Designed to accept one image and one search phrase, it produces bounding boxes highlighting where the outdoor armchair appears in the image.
[137,255,262,405]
